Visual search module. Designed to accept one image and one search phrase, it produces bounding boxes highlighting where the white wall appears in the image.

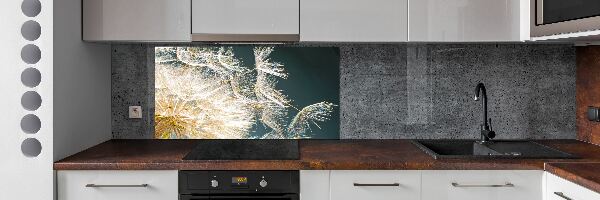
[1,0,110,199]
[0,0,54,199]
[53,0,112,161]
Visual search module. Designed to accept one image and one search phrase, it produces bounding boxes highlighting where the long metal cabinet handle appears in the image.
[85,184,149,188]
[353,183,400,187]
[451,182,514,187]
[554,192,574,200]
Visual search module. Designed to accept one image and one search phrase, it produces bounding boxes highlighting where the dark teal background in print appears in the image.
[269,47,340,139]
[231,46,340,139]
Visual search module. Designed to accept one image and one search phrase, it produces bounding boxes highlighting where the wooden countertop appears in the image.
[545,162,600,194]
[54,139,600,171]
[54,139,600,193]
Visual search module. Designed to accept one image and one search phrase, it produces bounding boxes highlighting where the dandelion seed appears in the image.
[154,46,336,139]
[287,102,337,138]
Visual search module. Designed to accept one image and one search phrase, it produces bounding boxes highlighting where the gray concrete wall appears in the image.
[112,44,576,139]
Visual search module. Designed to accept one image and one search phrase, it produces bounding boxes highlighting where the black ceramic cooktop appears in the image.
[183,140,300,160]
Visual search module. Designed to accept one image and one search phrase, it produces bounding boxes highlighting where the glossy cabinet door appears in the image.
[409,0,529,42]
[300,0,408,42]
[82,0,191,41]
[57,170,178,200]
[421,170,543,200]
[329,170,420,200]
[191,0,299,38]
[546,172,600,200]
[300,171,330,200]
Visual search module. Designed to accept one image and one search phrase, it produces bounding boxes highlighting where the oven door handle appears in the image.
[180,194,298,200]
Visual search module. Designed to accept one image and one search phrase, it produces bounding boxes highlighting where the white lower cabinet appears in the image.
[301,170,545,200]
[57,170,178,200]
[546,172,600,200]
[330,170,421,200]
[300,171,331,200]
[57,170,600,200]
[421,170,543,200]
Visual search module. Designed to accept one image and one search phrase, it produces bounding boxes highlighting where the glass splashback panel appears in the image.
[154,46,340,139]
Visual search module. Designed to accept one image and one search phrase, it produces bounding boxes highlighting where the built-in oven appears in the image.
[532,0,600,37]
[179,171,299,200]
[180,194,298,200]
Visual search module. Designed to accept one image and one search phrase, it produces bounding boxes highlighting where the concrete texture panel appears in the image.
[111,44,576,140]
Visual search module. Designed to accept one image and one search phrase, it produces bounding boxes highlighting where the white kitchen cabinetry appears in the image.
[422,170,543,200]
[409,0,529,42]
[300,0,408,42]
[191,0,299,41]
[330,170,420,200]
[546,172,600,200]
[300,171,330,200]
[82,0,191,41]
[57,170,178,200]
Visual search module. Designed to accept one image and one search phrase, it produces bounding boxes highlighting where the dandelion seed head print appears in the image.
[154,46,340,139]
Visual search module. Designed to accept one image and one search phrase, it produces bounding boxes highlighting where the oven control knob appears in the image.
[210,179,219,188]
[259,179,268,188]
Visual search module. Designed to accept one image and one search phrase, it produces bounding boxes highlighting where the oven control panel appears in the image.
[231,176,249,188]
[259,178,268,187]
[179,171,299,194]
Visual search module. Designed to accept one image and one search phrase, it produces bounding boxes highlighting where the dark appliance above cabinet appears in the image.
[533,0,600,37]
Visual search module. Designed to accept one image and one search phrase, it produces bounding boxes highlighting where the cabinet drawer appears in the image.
[300,171,330,200]
[546,172,600,200]
[422,170,543,200]
[330,170,420,200]
[57,170,178,200]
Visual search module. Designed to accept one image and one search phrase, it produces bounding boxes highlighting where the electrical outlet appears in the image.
[129,106,142,119]
[588,106,600,122]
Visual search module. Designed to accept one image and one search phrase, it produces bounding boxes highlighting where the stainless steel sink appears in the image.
[411,140,577,159]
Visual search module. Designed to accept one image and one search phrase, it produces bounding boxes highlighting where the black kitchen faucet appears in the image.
[474,83,495,143]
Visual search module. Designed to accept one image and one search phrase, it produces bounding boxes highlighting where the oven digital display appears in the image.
[232,177,248,185]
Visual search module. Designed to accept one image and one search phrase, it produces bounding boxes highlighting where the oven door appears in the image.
[532,0,600,37]
[180,194,299,200]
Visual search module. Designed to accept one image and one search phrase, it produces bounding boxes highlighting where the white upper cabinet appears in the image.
[80,0,533,42]
[300,0,408,42]
[191,0,300,41]
[83,0,191,41]
[409,0,530,42]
